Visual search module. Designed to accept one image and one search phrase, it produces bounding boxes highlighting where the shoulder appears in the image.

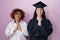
[20,20,27,25]
[29,18,36,23]
[43,18,51,22]
[7,21,14,28]
[43,18,52,25]
[8,21,14,25]
[46,19,51,23]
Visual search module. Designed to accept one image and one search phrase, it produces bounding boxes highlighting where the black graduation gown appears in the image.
[27,18,53,40]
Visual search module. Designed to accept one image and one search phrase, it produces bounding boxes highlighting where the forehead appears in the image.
[15,11,21,14]
[36,8,43,9]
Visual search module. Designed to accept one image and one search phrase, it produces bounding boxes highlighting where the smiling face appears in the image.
[36,8,43,17]
[10,9,25,23]
[14,11,21,21]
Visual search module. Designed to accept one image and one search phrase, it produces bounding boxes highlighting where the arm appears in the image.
[39,19,53,36]
[23,22,29,36]
[5,23,14,36]
[27,20,33,36]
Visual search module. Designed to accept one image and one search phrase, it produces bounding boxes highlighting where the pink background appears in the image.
[0,0,60,40]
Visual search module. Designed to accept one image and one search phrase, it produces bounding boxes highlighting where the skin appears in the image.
[36,8,43,26]
[13,11,22,32]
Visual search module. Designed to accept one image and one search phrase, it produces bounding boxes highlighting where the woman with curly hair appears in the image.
[5,8,29,40]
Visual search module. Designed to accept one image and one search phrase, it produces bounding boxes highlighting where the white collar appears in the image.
[37,17,42,22]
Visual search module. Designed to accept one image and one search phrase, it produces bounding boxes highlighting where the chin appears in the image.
[38,14,42,16]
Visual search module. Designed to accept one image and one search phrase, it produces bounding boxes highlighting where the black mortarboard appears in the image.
[33,1,47,8]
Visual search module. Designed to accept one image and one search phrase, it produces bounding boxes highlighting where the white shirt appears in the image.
[5,20,29,40]
[37,17,42,22]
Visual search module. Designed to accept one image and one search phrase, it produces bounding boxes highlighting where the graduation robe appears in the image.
[27,18,53,40]
[5,20,29,40]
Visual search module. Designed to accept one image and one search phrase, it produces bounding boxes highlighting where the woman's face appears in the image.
[36,8,43,16]
[14,11,21,21]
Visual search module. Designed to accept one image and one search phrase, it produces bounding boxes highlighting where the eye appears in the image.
[18,13,20,15]
[37,8,40,11]
[40,8,43,11]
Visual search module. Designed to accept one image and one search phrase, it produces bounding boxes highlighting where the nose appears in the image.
[16,14,19,16]
[16,15,19,18]
[40,12,42,13]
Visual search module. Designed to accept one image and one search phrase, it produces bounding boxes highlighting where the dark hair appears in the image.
[33,8,46,19]
[10,8,25,20]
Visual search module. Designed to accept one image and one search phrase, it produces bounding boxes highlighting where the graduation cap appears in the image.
[33,1,47,8]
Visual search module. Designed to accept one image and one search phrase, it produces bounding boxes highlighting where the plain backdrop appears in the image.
[0,0,60,40]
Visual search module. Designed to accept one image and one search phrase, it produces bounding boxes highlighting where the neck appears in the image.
[37,16,42,19]
[14,19,20,23]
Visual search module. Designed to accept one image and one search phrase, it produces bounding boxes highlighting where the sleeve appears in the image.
[39,19,53,36]
[23,22,29,36]
[27,20,34,36]
[5,22,14,37]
